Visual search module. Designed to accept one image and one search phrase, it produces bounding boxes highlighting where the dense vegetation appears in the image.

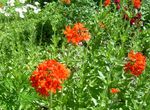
[0,0,150,109]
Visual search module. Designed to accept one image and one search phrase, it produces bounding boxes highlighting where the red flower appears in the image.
[130,12,142,26]
[132,0,141,9]
[135,12,142,19]
[116,4,120,10]
[30,60,70,96]
[130,17,136,25]
[64,23,91,45]
[124,50,146,76]
[114,0,120,4]
[113,0,121,10]
[110,88,120,94]
[62,0,71,4]
[104,0,111,7]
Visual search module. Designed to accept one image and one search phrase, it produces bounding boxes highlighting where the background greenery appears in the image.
[0,0,150,109]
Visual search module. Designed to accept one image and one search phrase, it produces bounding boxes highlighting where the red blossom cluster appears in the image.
[114,0,120,3]
[132,0,141,9]
[104,0,111,7]
[130,12,142,25]
[61,0,71,4]
[104,0,120,9]
[122,4,142,27]
[114,0,121,10]
[124,50,146,76]
[30,60,70,96]
[110,88,120,94]
[123,12,142,25]
[64,23,91,45]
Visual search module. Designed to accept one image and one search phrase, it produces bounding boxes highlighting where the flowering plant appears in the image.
[64,23,91,45]
[0,0,41,18]
[30,60,70,96]
[124,50,146,76]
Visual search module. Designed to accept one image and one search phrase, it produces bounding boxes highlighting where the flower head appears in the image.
[130,17,136,25]
[130,12,142,26]
[135,12,142,19]
[113,0,121,10]
[64,23,91,45]
[110,88,120,94]
[114,0,120,4]
[19,0,26,4]
[104,0,111,7]
[132,0,141,9]
[7,0,15,6]
[30,60,70,96]
[116,4,120,10]
[62,0,71,4]
[124,50,146,76]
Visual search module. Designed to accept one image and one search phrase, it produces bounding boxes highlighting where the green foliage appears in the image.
[0,0,150,109]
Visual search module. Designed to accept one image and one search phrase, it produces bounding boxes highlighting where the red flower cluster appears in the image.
[104,0,111,7]
[62,0,71,4]
[110,88,120,94]
[124,50,146,76]
[130,18,136,25]
[114,0,121,10]
[64,23,91,45]
[122,5,142,27]
[132,0,141,9]
[114,0,120,3]
[130,12,142,25]
[30,60,70,96]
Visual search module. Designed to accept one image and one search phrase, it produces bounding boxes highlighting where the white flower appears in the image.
[0,8,4,13]
[19,0,26,4]
[4,12,11,17]
[26,4,35,9]
[25,4,41,14]
[22,7,27,13]
[15,7,25,18]
[34,8,41,14]
[15,7,22,12]
[44,2,48,5]
[7,0,15,6]
[34,2,40,6]
[19,12,25,18]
